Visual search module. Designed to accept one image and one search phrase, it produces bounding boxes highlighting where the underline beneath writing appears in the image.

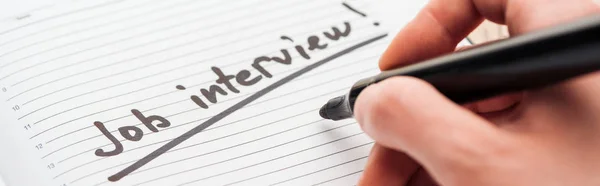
[107,33,389,182]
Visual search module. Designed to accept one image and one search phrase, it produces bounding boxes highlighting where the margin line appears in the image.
[107,33,388,181]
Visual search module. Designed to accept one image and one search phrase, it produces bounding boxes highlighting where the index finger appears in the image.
[378,0,485,70]
[379,0,600,70]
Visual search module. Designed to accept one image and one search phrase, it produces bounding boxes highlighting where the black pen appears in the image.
[319,15,600,121]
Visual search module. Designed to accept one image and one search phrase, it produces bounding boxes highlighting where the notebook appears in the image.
[0,0,465,185]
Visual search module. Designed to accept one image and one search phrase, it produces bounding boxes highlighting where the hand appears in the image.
[354,0,600,185]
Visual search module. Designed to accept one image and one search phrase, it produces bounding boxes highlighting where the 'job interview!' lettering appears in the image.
[93,21,356,157]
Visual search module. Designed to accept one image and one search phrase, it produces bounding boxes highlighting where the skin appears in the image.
[353,0,600,185]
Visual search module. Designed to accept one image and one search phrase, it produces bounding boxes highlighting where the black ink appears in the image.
[342,2,367,17]
[95,110,172,157]
[15,14,31,20]
[118,126,143,141]
[308,36,328,51]
[236,70,262,86]
[280,35,294,42]
[176,85,186,90]
[341,3,379,27]
[94,121,123,157]
[252,49,293,78]
[257,49,292,65]
[190,95,208,108]
[323,22,351,40]
[132,109,171,132]
[252,58,273,78]
[282,35,310,59]
[200,85,228,103]
[296,45,311,59]
[212,67,240,93]
[107,33,388,182]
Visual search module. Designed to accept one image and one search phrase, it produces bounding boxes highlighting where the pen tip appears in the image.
[319,104,330,119]
[319,95,353,121]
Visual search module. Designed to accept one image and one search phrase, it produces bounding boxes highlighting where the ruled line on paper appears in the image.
[0,1,384,185]
[0,0,168,53]
[38,39,380,164]
[0,0,244,71]
[14,0,343,112]
[27,19,374,146]
[312,170,364,186]
[76,120,359,184]
[49,58,377,169]
[52,87,346,171]
[240,156,367,186]
[0,0,123,36]
[44,51,378,147]
[1,0,275,84]
[52,56,378,170]
[106,33,388,182]
[175,142,371,186]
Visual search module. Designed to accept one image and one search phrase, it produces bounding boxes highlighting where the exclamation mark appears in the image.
[342,2,380,26]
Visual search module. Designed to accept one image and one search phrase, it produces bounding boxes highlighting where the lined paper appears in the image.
[0,0,410,185]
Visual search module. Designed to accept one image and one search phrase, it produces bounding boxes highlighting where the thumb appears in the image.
[354,76,513,180]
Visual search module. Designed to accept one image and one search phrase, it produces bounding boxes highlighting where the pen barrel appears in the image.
[348,40,600,109]
[361,15,600,105]
[419,41,600,104]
